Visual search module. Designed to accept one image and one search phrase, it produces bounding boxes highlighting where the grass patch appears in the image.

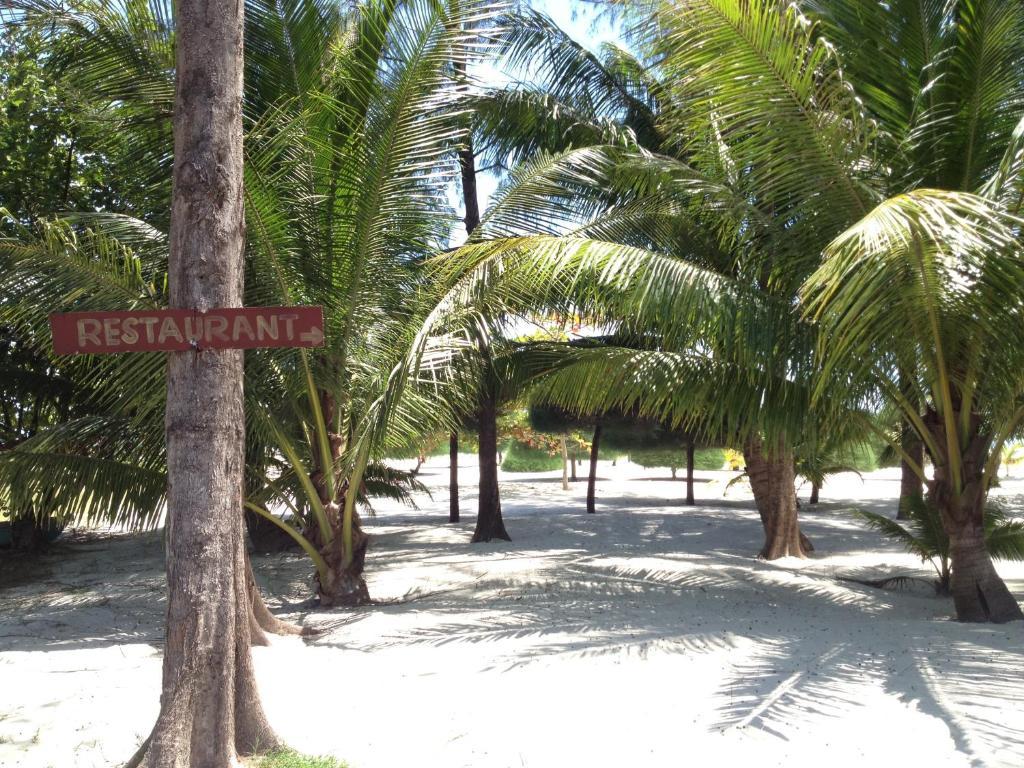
[250,749,347,768]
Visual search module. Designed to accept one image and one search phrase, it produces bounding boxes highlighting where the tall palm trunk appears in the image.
[745,437,811,559]
[927,413,1022,623]
[586,422,602,514]
[455,55,506,542]
[309,391,370,607]
[899,422,924,519]
[472,371,510,543]
[685,440,695,506]
[898,369,924,520]
[449,431,460,523]
[140,2,277,765]
[560,436,570,490]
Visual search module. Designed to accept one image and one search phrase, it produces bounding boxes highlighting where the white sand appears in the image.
[2,459,1023,768]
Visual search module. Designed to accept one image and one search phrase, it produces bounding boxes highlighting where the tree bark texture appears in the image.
[449,431,460,523]
[745,438,811,559]
[809,480,821,505]
[144,2,277,764]
[685,441,695,506]
[587,422,602,514]
[925,410,1022,622]
[899,421,924,520]
[472,374,510,543]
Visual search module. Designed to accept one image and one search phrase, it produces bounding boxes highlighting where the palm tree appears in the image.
[803,189,1024,622]
[417,3,875,559]
[411,0,1024,621]
[0,0,500,605]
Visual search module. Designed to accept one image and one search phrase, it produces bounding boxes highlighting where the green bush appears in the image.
[501,440,562,472]
[840,441,883,473]
[695,448,727,470]
[630,447,726,471]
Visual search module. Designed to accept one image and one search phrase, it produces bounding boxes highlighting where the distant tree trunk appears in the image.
[449,431,460,523]
[587,422,602,514]
[7,513,61,551]
[560,436,570,490]
[456,66,481,235]
[745,437,811,559]
[455,55,506,544]
[685,441,695,505]
[809,480,821,505]
[670,467,677,479]
[926,412,1022,623]
[139,1,278,764]
[472,374,510,543]
[898,423,924,519]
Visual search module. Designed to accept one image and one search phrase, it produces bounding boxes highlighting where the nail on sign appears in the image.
[49,306,325,355]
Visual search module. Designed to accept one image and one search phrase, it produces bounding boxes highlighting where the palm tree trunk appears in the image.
[472,376,510,543]
[685,441,695,505]
[745,437,810,559]
[899,422,924,519]
[310,391,370,607]
[570,451,578,481]
[455,56,507,543]
[318,509,370,607]
[449,431,460,523]
[560,436,570,490]
[929,421,1022,622]
[898,369,924,520]
[142,2,277,764]
[587,422,602,514]
[947,518,1021,622]
[809,480,821,505]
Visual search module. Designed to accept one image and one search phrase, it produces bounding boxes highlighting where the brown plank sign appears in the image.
[50,306,325,355]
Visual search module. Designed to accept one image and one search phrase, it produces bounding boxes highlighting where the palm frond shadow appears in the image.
[304,505,1023,764]
[0,531,167,652]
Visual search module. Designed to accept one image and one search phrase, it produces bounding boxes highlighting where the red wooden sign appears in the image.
[50,306,325,355]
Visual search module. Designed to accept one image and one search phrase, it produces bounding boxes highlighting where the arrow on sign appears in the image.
[50,306,326,355]
[299,326,324,345]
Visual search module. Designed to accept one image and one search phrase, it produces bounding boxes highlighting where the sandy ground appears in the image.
[1,458,1023,768]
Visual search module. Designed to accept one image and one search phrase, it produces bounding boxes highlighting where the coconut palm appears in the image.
[0,0,501,604]
[413,2,881,559]
[406,0,1024,622]
[802,188,1024,622]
